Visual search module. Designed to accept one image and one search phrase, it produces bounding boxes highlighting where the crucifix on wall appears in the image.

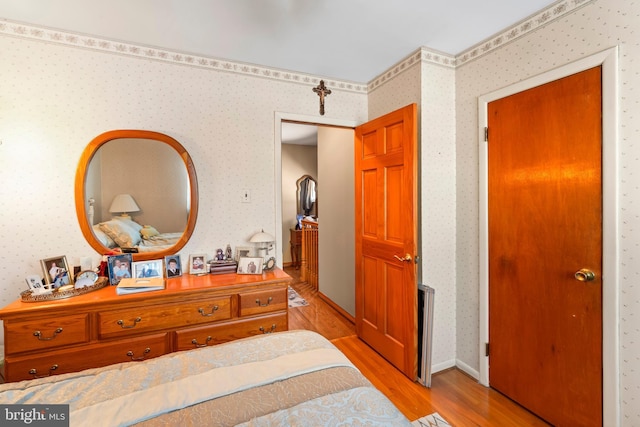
[313,80,331,115]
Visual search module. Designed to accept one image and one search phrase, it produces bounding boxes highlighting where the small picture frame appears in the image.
[235,246,252,262]
[189,254,207,275]
[132,259,163,278]
[40,256,73,288]
[165,255,182,277]
[25,275,49,294]
[237,256,264,275]
[107,253,133,285]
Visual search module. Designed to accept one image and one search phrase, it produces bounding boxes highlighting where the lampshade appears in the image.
[249,230,275,243]
[109,194,140,216]
[250,229,275,257]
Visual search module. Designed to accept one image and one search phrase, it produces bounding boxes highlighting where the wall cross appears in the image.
[312,80,332,115]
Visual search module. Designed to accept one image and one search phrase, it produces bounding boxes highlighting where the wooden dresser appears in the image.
[0,268,291,382]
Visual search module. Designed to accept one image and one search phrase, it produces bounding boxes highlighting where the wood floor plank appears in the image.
[285,266,550,426]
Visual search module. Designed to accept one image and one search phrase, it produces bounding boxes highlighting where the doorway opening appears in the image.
[274,112,357,317]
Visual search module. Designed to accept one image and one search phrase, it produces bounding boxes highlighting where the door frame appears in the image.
[273,112,357,267]
[478,47,619,425]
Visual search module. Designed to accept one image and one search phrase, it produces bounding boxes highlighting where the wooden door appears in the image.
[355,104,418,379]
[488,67,602,426]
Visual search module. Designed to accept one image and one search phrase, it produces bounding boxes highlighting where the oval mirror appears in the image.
[75,130,198,261]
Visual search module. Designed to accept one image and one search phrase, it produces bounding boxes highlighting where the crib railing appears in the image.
[300,219,318,290]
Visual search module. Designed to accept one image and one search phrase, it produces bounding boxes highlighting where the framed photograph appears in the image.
[25,275,49,294]
[40,256,73,288]
[189,254,207,275]
[107,253,133,285]
[237,256,264,275]
[235,246,252,261]
[132,259,163,278]
[165,255,182,277]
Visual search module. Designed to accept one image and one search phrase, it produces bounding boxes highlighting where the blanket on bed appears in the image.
[0,330,411,426]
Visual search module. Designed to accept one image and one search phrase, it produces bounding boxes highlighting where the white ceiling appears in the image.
[0,0,559,146]
[281,123,318,146]
[0,0,558,83]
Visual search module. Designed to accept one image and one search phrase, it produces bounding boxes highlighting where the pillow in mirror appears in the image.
[99,219,142,248]
[92,225,117,248]
[140,225,160,239]
[113,216,143,232]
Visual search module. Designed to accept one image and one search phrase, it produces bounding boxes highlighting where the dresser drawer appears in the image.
[174,313,288,351]
[4,313,90,355]
[98,296,233,339]
[4,333,170,383]
[238,289,287,317]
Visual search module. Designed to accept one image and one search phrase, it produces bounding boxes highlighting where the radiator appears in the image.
[417,284,435,387]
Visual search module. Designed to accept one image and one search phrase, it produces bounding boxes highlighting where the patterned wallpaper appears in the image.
[368,0,638,423]
[454,0,639,424]
[0,25,366,317]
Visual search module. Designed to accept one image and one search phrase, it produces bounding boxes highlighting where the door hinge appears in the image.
[485,342,490,357]
[484,127,489,142]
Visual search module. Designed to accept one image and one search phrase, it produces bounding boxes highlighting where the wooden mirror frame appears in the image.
[75,129,198,261]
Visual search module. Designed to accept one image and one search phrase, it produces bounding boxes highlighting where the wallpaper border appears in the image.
[367,48,456,92]
[367,0,596,89]
[0,0,595,94]
[0,18,367,95]
[456,0,594,66]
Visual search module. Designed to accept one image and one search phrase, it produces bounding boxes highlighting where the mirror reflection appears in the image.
[296,174,317,218]
[76,130,198,261]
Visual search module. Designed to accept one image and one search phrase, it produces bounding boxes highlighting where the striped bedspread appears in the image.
[0,330,411,426]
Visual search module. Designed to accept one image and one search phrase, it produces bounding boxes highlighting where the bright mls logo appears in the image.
[1,405,69,426]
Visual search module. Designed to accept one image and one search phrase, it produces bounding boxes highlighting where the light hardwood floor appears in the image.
[285,266,550,426]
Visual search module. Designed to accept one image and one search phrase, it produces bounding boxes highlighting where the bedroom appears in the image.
[0,0,638,425]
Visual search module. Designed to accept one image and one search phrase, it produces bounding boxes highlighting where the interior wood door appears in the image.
[488,67,603,426]
[355,104,418,379]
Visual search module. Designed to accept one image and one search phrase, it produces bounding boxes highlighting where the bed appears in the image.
[93,217,182,252]
[0,330,412,426]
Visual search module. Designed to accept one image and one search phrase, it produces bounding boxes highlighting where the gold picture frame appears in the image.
[40,255,73,288]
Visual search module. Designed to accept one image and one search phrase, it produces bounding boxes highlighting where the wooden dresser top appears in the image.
[0,268,292,318]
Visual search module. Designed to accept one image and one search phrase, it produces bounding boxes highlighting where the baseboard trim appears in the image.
[431,359,480,380]
[318,292,355,324]
[455,359,480,381]
[432,359,456,374]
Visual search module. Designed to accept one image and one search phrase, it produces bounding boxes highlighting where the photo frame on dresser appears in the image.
[237,256,264,275]
[107,253,133,285]
[234,246,252,261]
[25,275,48,294]
[40,255,73,288]
[132,259,163,279]
[165,255,182,277]
[189,254,207,275]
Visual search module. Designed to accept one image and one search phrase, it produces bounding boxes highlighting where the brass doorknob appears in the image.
[394,254,413,263]
[574,269,596,282]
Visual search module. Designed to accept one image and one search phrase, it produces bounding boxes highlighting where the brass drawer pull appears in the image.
[126,347,151,361]
[33,328,63,341]
[198,306,219,317]
[191,336,213,348]
[255,297,273,307]
[259,324,277,334]
[29,364,58,378]
[117,317,142,329]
